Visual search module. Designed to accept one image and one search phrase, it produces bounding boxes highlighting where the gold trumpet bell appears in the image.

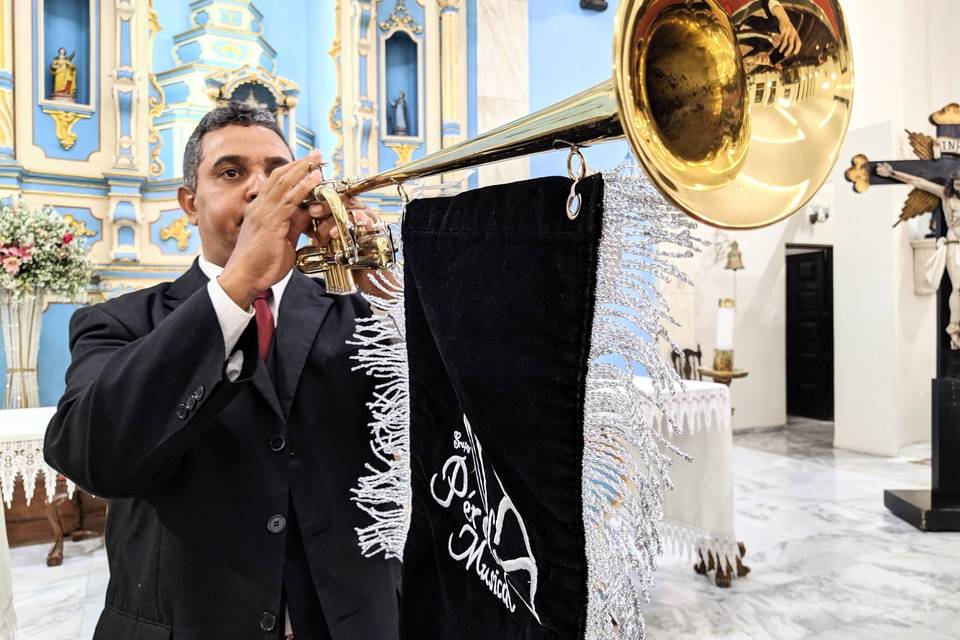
[618,0,853,229]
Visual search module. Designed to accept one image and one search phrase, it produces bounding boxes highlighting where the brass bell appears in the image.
[724,242,744,272]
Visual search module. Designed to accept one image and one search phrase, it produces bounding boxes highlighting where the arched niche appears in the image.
[383,31,420,139]
[42,0,93,105]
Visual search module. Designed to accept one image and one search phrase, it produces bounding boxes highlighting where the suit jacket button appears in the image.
[267,515,286,534]
[193,384,205,400]
[259,612,277,632]
[269,434,286,453]
[185,396,197,411]
[176,405,188,420]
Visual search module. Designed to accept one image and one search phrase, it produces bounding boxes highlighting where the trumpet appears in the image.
[296,0,853,295]
[296,184,397,294]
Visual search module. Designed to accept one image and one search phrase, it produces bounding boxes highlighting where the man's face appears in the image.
[953,178,960,194]
[177,124,293,266]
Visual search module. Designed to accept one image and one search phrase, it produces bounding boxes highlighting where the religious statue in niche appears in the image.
[49,47,78,101]
[389,91,409,136]
[878,162,960,348]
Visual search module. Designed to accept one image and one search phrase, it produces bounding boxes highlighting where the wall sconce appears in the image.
[580,0,608,11]
[808,204,830,225]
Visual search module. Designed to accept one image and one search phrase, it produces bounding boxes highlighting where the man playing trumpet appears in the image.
[45,105,400,640]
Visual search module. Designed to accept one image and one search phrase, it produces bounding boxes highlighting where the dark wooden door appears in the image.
[786,248,834,420]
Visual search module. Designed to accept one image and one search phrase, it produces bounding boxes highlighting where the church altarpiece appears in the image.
[0,0,474,405]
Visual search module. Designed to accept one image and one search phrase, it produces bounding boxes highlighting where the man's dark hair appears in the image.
[947,170,960,200]
[182,104,287,191]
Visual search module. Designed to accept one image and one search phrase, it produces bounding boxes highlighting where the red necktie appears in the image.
[253,290,274,361]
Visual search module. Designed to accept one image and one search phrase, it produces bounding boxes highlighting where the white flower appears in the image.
[0,203,91,301]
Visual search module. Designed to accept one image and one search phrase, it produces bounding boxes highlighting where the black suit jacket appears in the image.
[44,261,400,640]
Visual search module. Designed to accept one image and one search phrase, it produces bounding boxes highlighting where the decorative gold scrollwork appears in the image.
[380,0,422,34]
[62,214,97,238]
[384,141,418,167]
[41,109,91,150]
[160,215,193,251]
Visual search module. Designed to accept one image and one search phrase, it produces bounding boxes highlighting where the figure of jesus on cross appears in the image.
[846,103,960,351]
[876,162,960,347]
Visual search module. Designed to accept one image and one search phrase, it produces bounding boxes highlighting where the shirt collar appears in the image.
[197,255,294,308]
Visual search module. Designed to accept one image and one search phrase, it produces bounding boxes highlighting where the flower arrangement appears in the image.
[0,202,91,300]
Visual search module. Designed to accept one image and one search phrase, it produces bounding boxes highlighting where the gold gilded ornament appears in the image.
[380,0,422,34]
[62,214,97,238]
[41,109,90,150]
[384,142,418,167]
[845,155,871,194]
[931,103,960,126]
[160,215,193,252]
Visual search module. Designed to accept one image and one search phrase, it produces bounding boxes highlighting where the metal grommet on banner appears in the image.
[566,146,587,220]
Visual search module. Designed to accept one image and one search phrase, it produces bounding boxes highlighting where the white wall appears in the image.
[476,0,529,186]
[674,0,960,453]
[831,122,921,456]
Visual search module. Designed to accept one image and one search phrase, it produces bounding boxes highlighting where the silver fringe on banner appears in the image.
[582,160,702,639]
[349,259,410,560]
[350,159,703,637]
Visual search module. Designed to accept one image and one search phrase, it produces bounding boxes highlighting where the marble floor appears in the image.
[644,418,960,639]
[8,419,960,639]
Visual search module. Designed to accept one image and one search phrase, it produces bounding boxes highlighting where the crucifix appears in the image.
[845,102,960,531]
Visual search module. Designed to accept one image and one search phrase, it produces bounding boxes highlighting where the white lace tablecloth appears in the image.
[633,377,739,565]
[0,407,74,508]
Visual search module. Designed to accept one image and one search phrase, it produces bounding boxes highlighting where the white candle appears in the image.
[715,298,735,351]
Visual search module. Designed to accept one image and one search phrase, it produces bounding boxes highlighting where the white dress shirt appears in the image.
[198,256,293,380]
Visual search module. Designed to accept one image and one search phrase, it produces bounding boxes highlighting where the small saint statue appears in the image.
[49,47,77,102]
[390,91,409,136]
[878,162,960,349]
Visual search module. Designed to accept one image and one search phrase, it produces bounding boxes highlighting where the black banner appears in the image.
[399,175,605,639]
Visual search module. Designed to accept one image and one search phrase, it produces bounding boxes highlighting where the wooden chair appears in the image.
[671,345,703,381]
[44,474,103,567]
